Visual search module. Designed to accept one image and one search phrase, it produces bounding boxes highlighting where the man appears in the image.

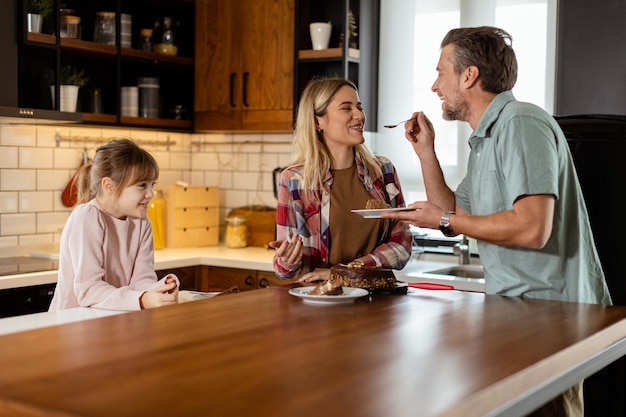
[383,26,611,416]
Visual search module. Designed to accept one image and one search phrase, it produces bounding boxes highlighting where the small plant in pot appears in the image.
[26,0,54,33]
[47,65,90,113]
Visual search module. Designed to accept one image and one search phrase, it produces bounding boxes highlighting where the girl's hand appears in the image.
[140,281,179,309]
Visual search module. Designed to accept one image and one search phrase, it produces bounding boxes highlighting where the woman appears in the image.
[270,78,412,283]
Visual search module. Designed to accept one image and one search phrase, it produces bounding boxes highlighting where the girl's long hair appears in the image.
[77,138,159,204]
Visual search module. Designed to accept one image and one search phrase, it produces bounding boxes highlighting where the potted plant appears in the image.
[47,65,90,113]
[26,0,54,33]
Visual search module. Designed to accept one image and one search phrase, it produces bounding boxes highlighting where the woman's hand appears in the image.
[295,268,330,283]
[269,234,303,268]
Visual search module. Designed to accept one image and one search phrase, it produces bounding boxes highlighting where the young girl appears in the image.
[270,78,413,282]
[49,138,179,311]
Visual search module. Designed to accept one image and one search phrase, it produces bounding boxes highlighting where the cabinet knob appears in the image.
[258,278,269,288]
[244,275,255,287]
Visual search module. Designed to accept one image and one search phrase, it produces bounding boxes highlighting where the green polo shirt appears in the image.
[455,91,611,305]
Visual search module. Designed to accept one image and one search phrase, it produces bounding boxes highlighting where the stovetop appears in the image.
[0,257,59,277]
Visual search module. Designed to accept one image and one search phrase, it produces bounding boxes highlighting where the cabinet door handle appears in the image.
[242,72,249,107]
[258,278,269,288]
[229,73,237,107]
[244,275,255,287]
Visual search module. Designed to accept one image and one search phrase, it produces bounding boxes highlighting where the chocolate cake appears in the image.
[309,279,343,296]
[329,261,396,289]
[365,199,391,209]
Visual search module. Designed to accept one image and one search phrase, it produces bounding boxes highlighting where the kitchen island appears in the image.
[1,288,625,416]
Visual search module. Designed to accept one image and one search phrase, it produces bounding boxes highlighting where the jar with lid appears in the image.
[147,190,165,249]
[225,216,248,248]
[60,15,81,39]
[140,28,153,52]
[93,11,116,45]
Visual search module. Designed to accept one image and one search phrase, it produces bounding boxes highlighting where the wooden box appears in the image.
[162,186,220,247]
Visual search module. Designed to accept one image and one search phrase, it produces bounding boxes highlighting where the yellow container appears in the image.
[225,216,247,248]
[147,190,165,249]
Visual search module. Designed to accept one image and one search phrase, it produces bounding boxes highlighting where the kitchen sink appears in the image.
[424,264,484,279]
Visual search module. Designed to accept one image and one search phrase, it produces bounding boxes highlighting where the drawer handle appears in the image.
[230,73,237,107]
[242,71,249,107]
[244,275,254,286]
[258,278,269,288]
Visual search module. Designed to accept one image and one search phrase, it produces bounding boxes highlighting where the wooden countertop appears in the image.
[1,289,626,416]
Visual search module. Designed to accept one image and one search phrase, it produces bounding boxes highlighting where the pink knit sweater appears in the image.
[49,199,179,311]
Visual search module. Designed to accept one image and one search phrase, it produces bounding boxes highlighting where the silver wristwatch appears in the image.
[439,211,457,237]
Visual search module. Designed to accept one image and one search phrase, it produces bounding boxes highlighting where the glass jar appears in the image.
[60,15,81,39]
[147,190,165,249]
[140,28,153,52]
[93,11,116,45]
[225,216,248,248]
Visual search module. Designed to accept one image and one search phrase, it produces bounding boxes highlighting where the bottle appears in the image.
[147,190,165,249]
[154,17,178,56]
[225,216,247,248]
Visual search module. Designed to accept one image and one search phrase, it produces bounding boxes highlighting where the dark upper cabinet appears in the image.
[294,0,380,131]
[7,0,194,130]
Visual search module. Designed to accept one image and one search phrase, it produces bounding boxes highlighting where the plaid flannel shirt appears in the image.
[274,154,412,279]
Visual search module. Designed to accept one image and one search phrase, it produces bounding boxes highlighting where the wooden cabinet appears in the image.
[157,266,206,290]
[206,267,287,292]
[158,265,288,292]
[194,0,295,131]
[206,267,257,292]
[256,270,287,289]
[14,0,194,131]
[161,186,219,248]
[294,0,379,130]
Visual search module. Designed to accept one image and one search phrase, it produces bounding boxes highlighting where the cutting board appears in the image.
[228,206,276,247]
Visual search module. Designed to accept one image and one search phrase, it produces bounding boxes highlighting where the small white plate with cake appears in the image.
[351,207,414,219]
[289,286,369,304]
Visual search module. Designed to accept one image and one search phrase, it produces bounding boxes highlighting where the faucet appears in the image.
[453,235,470,265]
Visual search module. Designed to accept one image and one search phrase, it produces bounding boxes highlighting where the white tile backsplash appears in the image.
[0,147,18,168]
[0,123,291,247]
[0,125,37,146]
[37,212,69,234]
[37,169,72,191]
[19,191,54,212]
[1,169,36,191]
[1,213,36,235]
[0,192,18,213]
[19,147,54,169]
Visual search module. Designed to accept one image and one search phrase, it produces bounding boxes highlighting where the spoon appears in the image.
[384,118,412,128]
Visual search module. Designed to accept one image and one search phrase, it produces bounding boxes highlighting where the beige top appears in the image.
[329,165,385,266]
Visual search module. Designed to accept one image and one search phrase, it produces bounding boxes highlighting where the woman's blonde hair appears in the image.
[291,78,382,201]
[76,138,159,204]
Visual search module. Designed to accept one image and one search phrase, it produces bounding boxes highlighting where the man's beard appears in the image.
[442,93,470,122]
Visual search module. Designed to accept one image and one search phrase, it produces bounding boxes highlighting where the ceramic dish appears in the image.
[288,286,369,304]
[351,207,414,219]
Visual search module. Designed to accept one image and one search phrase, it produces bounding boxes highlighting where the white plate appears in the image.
[289,286,369,304]
[351,207,414,219]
